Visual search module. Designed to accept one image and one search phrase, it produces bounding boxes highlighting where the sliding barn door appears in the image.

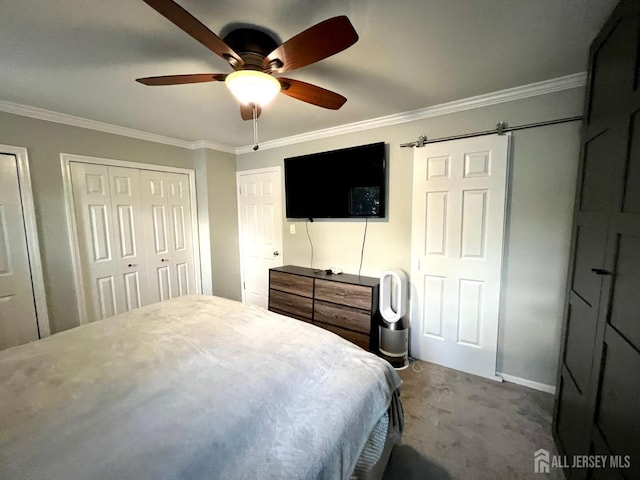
[410,135,509,380]
[141,170,195,303]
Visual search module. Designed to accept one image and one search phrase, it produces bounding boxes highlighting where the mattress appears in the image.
[0,295,402,479]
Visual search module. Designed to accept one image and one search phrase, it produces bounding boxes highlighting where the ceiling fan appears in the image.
[136,0,359,121]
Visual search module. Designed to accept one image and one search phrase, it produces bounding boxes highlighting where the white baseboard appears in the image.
[497,372,556,395]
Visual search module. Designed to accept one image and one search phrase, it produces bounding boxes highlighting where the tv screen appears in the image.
[284,142,386,219]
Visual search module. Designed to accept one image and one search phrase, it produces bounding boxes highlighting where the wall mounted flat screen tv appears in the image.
[284,142,386,219]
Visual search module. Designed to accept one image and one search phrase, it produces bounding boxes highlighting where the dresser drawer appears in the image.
[315,279,372,310]
[314,300,370,334]
[314,322,370,350]
[268,289,313,320]
[269,271,313,297]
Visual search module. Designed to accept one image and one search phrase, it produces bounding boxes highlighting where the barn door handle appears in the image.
[591,268,612,276]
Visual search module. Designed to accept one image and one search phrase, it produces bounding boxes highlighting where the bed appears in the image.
[0,295,403,479]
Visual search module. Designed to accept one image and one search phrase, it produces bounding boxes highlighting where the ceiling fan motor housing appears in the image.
[222,28,280,72]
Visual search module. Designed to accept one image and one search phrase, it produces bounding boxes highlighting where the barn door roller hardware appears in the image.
[400,116,582,148]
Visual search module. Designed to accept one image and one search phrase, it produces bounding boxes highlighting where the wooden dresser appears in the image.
[268,265,380,352]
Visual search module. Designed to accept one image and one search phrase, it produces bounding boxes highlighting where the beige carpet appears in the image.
[382,360,564,479]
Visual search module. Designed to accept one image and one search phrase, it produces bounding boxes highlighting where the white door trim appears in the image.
[61,153,203,324]
[0,144,50,338]
[236,166,283,303]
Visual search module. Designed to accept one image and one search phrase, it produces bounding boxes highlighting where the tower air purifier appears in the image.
[379,269,409,370]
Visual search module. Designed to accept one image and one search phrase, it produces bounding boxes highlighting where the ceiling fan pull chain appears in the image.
[252,103,260,151]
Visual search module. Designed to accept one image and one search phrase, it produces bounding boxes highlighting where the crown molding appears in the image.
[1,72,586,156]
[190,139,236,154]
[235,72,587,154]
[0,99,206,149]
[0,98,240,153]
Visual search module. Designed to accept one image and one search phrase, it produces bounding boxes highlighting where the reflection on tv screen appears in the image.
[349,186,380,216]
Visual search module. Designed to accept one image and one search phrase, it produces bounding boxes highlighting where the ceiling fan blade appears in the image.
[278,78,346,110]
[264,16,358,73]
[142,0,242,65]
[136,73,227,85]
[240,104,262,121]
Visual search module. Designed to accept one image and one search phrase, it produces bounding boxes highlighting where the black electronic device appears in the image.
[284,142,386,219]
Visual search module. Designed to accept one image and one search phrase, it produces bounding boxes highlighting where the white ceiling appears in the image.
[0,0,617,148]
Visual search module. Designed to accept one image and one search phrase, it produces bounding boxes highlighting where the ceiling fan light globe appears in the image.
[225,70,280,107]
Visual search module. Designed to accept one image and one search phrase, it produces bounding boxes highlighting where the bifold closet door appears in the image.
[140,170,195,303]
[70,163,149,322]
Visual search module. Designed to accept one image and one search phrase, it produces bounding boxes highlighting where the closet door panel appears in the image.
[88,204,111,263]
[556,375,587,459]
[108,166,148,310]
[96,276,117,319]
[558,131,616,459]
[71,163,150,321]
[571,223,608,305]
[157,265,172,301]
[579,131,617,214]
[622,109,640,214]
[594,329,640,479]
[609,233,640,349]
[141,170,195,303]
[563,297,598,390]
[166,173,194,297]
[151,205,169,254]
[588,14,638,127]
[141,170,171,304]
[177,262,189,296]
[70,162,124,322]
[123,272,142,310]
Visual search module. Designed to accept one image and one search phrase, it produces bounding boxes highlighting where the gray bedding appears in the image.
[0,295,402,479]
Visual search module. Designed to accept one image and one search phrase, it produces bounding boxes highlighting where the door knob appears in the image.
[161,258,169,262]
[591,268,612,276]
[127,263,137,268]
[273,251,280,256]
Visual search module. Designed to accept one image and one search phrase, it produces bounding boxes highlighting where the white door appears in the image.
[0,154,40,349]
[70,163,148,322]
[109,166,149,310]
[410,134,510,380]
[141,170,195,303]
[237,168,283,308]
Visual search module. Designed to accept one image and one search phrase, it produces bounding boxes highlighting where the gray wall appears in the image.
[0,111,240,333]
[237,88,583,387]
[202,148,242,301]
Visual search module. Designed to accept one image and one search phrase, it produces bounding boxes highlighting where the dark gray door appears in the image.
[554,1,640,479]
